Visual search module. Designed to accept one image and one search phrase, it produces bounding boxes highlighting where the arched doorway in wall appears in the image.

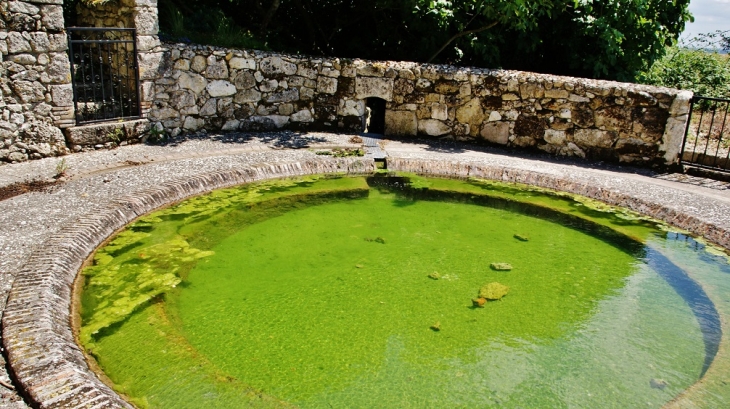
[364,97,386,135]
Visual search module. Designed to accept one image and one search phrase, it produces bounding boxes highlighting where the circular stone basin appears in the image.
[76,174,730,408]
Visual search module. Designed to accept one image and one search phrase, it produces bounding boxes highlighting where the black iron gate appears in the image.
[680,96,730,173]
[67,28,141,125]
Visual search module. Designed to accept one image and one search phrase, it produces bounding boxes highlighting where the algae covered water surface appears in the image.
[78,174,726,408]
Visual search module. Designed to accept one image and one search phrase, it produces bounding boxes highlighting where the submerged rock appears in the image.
[365,236,386,244]
[478,282,510,300]
[428,272,441,280]
[650,378,668,390]
[490,263,513,271]
[514,234,529,242]
[430,322,441,331]
[472,297,487,308]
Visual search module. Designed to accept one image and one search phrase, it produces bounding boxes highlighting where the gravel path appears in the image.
[0,132,728,408]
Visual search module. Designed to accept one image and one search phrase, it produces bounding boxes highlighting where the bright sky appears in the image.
[682,0,730,40]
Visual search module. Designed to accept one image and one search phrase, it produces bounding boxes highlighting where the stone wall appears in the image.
[0,0,73,163]
[150,43,691,166]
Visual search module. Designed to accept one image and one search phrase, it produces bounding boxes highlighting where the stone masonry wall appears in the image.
[150,42,691,166]
[0,0,73,163]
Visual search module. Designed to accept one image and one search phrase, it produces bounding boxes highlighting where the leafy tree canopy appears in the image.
[148,0,692,81]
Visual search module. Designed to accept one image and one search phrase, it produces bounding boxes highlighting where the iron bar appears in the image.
[680,96,730,173]
[67,28,141,125]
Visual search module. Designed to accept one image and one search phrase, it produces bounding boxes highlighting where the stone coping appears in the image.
[2,154,730,408]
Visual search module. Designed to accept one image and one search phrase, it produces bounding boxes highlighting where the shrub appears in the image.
[638,47,730,99]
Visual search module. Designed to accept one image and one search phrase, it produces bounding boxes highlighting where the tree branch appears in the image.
[427,21,499,63]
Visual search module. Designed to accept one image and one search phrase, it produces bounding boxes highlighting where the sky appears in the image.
[682,0,730,40]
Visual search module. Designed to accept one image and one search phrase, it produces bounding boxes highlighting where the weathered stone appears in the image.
[356,77,393,101]
[455,98,484,136]
[266,88,299,103]
[9,54,36,64]
[574,129,617,148]
[259,79,278,92]
[291,109,314,122]
[229,57,256,70]
[206,80,236,97]
[234,89,262,104]
[544,129,566,145]
[393,78,415,95]
[183,116,205,130]
[138,52,164,81]
[431,103,448,121]
[29,32,50,53]
[134,9,159,35]
[170,90,196,109]
[357,63,386,77]
[633,106,669,141]
[338,99,365,117]
[205,57,229,79]
[149,107,179,120]
[200,98,218,116]
[260,56,297,76]
[48,34,67,52]
[669,90,693,116]
[545,88,570,99]
[616,137,657,155]
[191,55,207,73]
[40,5,64,31]
[418,119,451,136]
[488,111,501,122]
[7,32,31,54]
[434,80,460,94]
[660,115,688,164]
[178,72,207,94]
[594,106,631,131]
[480,122,510,145]
[520,82,544,99]
[297,65,318,79]
[11,80,45,103]
[278,104,294,116]
[514,115,545,138]
[221,119,240,131]
[50,84,72,106]
[8,1,40,14]
[317,76,338,94]
[384,110,417,136]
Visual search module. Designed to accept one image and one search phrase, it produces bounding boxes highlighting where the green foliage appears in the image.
[638,47,730,98]
[153,0,691,81]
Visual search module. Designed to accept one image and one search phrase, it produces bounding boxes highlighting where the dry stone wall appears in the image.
[150,43,691,166]
[0,0,73,163]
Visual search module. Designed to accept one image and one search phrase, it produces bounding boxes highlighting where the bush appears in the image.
[638,47,730,98]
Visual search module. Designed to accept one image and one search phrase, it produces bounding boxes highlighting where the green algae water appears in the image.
[78,174,730,408]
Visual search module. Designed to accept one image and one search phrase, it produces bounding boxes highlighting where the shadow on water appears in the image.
[644,245,722,377]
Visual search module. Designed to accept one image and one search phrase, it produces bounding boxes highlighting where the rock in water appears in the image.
[428,272,441,280]
[430,322,441,331]
[490,263,513,271]
[472,297,487,308]
[514,234,529,242]
[478,282,509,300]
[650,378,668,390]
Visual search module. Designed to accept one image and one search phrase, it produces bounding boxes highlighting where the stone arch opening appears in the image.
[364,97,386,135]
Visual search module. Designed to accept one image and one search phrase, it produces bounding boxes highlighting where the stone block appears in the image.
[669,90,693,116]
[221,119,240,131]
[356,77,393,101]
[338,99,365,117]
[431,103,447,121]
[418,119,451,136]
[205,57,229,79]
[232,71,256,90]
[178,72,207,94]
[40,5,64,32]
[317,76,338,94]
[385,110,417,136]
[134,9,159,35]
[480,122,510,145]
[573,129,617,148]
[545,88,569,99]
[455,98,484,129]
[234,89,262,104]
[594,106,631,131]
[8,1,40,14]
[265,88,299,103]
[229,57,256,70]
[660,115,688,164]
[259,56,297,76]
[200,98,217,116]
[65,119,149,145]
[291,109,313,122]
[138,52,164,81]
[136,35,160,52]
[191,55,208,73]
[7,32,31,54]
[48,34,67,52]
[49,84,72,106]
[207,80,236,97]
[29,33,50,53]
[183,116,205,130]
[544,129,566,145]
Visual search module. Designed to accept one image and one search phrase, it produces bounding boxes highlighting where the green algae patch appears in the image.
[479,282,510,300]
[76,175,717,408]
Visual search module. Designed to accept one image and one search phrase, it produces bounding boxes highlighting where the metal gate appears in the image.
[680,96,730,173]
[67,28,141,125]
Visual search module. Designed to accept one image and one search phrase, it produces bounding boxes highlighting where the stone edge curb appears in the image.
[2,156,729,408]
[387,157,730,251]
[2,157,375,409]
